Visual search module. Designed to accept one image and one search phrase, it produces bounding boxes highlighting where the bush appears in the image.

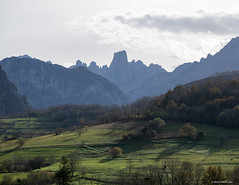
[179,123,197,139]
[148,118,166,132]
[109,147,122,158]
[26,156,45,170]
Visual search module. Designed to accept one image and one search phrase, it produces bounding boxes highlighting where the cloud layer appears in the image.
[68,10,238,70]
[114,13,239,35]
[2,0,239,72]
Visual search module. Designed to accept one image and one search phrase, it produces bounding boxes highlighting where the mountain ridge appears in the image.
[128,37,239,100]
[0,57,128,109]
[70,50,167,93]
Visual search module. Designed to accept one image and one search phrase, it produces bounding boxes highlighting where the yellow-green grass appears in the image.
[0,121,239,182]
[0,117,68,139]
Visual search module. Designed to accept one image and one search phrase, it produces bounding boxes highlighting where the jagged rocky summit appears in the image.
[70,50,167,94]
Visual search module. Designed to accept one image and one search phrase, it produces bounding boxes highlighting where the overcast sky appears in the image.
[1,0,239,71]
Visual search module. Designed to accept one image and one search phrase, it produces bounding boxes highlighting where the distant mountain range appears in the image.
[1,37,239,109]
[128,37,239,100]
[71,37,239,101]
[0,57,128,109]
[0,66,30,115]
[70,50,166,93]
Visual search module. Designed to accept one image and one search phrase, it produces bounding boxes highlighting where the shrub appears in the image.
[179,123,197,139]
[27,156,45,170]
[109,147,122,158]
[148,117,166,132]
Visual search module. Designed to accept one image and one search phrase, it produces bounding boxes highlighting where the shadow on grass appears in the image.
[120,140,155,154]
[156,139,201,161]
[0,147,19,156]
[99,157,114,163]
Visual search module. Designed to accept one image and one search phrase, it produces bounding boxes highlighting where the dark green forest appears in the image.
[149,76,239,128]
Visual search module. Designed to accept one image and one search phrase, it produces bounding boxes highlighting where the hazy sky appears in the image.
[1,0,239,71]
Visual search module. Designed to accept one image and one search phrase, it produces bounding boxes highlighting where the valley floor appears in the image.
[0,119,239,184]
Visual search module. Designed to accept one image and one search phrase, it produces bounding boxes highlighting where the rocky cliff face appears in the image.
[0,66,30,115]
[128,37,239,100]
[71,50,167,93]
[0,57,128,109]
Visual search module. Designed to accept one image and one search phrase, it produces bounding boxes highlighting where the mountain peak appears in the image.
[110,50,128,68]
[215,36,239,58]
[18,54,32,59]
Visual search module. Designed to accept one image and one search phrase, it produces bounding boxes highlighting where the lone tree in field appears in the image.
[68,153,80,178]
[179,123,197,139]
[109,147,122,158]
[55,156,72,185]
[18,138,25,148]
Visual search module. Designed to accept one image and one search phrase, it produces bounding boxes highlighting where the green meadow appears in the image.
[0,118,239,184]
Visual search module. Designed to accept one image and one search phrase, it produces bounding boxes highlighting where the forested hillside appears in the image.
[147,71,239,128]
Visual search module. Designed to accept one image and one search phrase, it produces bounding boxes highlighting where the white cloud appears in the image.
[68,9,238,71]
[2,0,239,71]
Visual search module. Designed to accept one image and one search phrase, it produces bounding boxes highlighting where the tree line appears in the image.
[145,78,239,128]
[13,77,239,129]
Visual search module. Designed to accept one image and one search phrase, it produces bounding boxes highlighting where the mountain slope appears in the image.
[146,70,239,128]
[71,50,167,93]
[0,66,30,115]
[0,57,128,109]
[128,37,239,100]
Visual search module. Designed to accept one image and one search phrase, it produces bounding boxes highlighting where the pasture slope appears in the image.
[0,119,239,184]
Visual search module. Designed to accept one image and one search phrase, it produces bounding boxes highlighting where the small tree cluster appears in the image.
[202,166,225,185]
[121,117,166,142]
[0,156,46,172]
[115,159,205,185]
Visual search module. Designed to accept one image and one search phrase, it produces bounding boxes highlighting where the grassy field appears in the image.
[0,119,239,184]
[0,117,69,140]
